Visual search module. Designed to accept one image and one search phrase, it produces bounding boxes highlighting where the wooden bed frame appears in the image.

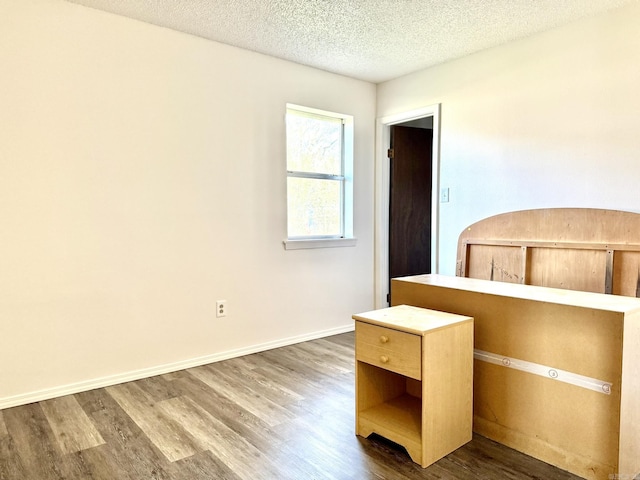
[390,208,640,480]
[456,208,640,296]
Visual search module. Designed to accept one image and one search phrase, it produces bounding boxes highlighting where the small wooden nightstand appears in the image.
[353,304,474,468]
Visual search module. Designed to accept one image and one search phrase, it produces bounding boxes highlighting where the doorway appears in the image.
[388,122,433,304]
[375,105,441,308]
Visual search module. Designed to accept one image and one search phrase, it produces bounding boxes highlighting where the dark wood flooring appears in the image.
[1,332,586,479]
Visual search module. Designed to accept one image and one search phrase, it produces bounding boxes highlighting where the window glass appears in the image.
[285,104,353,243]
[286,112,343,175]
[287,177,342,237]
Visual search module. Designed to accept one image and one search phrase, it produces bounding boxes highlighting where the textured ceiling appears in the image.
[65,0,635,83]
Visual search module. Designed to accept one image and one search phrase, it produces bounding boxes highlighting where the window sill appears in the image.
[283,237,358,250]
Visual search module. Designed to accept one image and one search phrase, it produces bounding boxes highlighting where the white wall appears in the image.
[377,2,640,276]
[0,0,376,407]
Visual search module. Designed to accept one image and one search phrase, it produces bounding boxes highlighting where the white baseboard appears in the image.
[0,324,354,410]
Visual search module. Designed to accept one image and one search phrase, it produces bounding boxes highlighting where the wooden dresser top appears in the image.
[353,304,472,336]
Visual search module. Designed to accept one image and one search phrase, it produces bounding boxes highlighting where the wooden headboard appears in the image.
[456,208,640,297]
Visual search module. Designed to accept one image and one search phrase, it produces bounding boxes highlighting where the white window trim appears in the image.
[283,237,357,250]
[284,104,356,250]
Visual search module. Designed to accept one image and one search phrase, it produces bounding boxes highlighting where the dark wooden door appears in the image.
[389,125,433,303]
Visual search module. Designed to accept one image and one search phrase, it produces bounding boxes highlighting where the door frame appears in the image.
[374,104,441,309]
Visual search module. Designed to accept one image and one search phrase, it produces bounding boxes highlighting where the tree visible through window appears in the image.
[286,105,353,240]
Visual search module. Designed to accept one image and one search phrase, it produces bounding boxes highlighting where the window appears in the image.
[284,104,356,250]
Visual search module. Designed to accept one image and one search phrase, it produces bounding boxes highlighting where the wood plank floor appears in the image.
[0,332,589,480]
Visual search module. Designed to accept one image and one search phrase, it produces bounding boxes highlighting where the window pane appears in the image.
[287,177,342,237]
[286,111,342,175]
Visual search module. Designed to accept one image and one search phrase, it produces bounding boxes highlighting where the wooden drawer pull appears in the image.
[379,335,389,344]
[380,355,389,364]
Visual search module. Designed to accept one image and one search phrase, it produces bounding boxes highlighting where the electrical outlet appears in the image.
[216,300,227,318]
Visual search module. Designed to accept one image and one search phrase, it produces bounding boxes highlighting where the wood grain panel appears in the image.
[356,322,421,379]
[467,244,524,283]
[77,387,176,480]
[457,208,640,297]
[157,396,281,480]
[392,274,640,480]
[106,382,199,462]
[207,356,305,405]
[0,411,26,480]
[188,363,295,427]
[528,247,607,293]
[169,450,242,480]
[168,372,279,457]
[40,395,105,454]
[2,403,76,479]
[135,375,181,403]
[0,411,7,438]
[619,308,640,476]
[422,320,474,466]
[613,251,640,297]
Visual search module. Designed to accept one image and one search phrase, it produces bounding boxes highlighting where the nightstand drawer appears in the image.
[355,322,421,379]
